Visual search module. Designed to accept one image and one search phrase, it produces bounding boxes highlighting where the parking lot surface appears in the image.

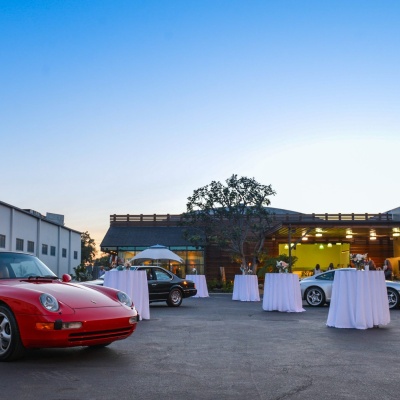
[2,294,400,400]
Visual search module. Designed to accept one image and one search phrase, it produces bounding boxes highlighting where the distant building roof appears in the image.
[0,200,80,233]
[100,226,197,248]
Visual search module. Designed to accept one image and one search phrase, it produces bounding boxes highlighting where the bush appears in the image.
[73,264,93,282]
[207,278,221,291]
[207,278,234,293]
[221,280,234,293]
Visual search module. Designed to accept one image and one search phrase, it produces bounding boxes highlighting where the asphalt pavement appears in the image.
[1,294,400,400]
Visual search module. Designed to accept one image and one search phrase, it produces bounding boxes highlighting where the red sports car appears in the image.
[0,252,138,361]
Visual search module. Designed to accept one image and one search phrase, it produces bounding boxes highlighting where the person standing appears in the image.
[314,264,321,275]
[383,259,393,280]
[366,259,376,271]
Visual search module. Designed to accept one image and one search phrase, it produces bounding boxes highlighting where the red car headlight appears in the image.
[39,293,60,312]
[117,291,133,307]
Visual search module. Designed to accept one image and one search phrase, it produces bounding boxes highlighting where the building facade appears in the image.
[0,200,81,275]
[101,208,400,281]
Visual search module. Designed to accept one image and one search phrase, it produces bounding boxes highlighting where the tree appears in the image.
[81,231,96,265]
[182,174,276,272]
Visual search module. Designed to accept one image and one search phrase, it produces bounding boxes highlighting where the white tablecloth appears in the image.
[263,273,305,312]
[186,275,209,298]
[327,270,390,329]
[104,270,150,320]
[232,275,260,302]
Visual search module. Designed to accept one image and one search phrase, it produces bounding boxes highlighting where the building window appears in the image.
[74,251,78,260]
[42,244,48,255]
[62,248,67,258]
[16,238,24,251]
[50,246,56,256]
[27,241,35,253]
[0,234,5,248]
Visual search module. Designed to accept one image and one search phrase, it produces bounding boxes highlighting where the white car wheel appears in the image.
[305,287,326,307]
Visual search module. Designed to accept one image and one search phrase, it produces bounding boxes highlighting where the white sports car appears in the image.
[300,268,400,309]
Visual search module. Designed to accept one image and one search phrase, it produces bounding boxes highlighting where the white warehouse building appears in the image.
[0,200,81,276]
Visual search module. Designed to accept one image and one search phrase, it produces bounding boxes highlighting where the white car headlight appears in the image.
[40,293,60,312]
[117,291,133,307]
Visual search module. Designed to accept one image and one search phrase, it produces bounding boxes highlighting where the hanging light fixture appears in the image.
[345,228,353,239]
[319,244,324,249]
[284,244,289,249]
[369,229,376,240]
[327,243,332,247]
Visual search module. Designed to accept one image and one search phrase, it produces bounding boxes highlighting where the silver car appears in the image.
[300,268,400,309]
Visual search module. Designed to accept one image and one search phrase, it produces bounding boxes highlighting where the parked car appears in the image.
[86,266,197,307]
[300,268,400,309]
[0,252,138,361]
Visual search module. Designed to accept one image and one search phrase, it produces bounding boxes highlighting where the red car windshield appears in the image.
[0,253,57,279]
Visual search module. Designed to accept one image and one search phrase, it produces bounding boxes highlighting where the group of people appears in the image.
[109,260,132,271]
[372,259,393,280]
[313,263,336,275]
[313,259,394,280]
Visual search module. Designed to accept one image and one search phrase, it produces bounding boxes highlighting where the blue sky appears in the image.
[1,1,399,250]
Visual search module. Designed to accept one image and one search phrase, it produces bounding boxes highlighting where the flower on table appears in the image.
[240,265,252,275]
[350,253,368,268]
[276,261,289,273]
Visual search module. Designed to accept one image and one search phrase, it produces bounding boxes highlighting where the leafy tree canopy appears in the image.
[81,231,96,264]
[182,174,276,271]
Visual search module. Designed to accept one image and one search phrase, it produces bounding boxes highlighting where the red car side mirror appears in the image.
[62,274,72,282]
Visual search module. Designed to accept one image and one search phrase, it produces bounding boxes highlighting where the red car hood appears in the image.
[5,280,120,309]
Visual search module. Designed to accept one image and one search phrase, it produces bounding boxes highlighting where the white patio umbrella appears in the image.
[130,244,183,264]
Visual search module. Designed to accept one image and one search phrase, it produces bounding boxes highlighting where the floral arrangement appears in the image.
[350,253,368,269]
[240,266,253,275]
[276,261,289,273]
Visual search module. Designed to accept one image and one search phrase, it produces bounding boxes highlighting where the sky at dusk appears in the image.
[1,1,399,252]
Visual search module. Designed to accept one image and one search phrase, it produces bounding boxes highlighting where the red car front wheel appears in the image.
[0,306,25,361]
